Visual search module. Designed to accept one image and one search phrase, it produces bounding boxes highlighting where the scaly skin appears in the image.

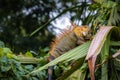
[48,24,90,80]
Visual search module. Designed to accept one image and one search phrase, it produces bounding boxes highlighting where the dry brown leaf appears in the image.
[85,26,114,80]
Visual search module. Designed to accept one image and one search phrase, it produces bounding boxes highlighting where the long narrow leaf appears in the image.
[65,63,87,80]
[110,41,120,46]
[56,58,85,80]
[101,33,111,80]
[112,50,120,58]
[28,41,91,76]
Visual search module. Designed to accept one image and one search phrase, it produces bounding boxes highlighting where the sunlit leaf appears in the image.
[2,48,12,54]
[25,51,33,57]
[18,57,40,64]
[94,0,103,4]
[27,41,91,76]
[102,1,116,8]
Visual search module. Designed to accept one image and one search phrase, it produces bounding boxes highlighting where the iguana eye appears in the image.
[82,32,87,36]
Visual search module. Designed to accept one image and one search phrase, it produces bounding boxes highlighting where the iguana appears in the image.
[48,23,91,80]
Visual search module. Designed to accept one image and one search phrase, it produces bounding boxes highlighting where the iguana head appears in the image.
[73,25,90,38]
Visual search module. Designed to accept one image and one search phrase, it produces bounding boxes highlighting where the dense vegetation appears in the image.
[0,0,120,80]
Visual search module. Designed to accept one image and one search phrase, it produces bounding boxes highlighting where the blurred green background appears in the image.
[0,0,94,53]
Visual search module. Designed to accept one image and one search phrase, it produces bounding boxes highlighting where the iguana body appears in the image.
[48,24,90,80]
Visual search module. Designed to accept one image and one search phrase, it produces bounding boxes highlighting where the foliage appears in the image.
[27,26,120,80]
[0,42,48,80]
[90,0,120,30]
[0,0,120,80]
[28,0,120,80]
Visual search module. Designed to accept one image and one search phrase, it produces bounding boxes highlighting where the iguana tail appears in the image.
[48,55,55,80]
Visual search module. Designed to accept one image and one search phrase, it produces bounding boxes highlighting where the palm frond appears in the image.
[28,41,91,76]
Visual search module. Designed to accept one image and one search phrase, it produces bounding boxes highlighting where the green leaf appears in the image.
[3,48,12,54]
[25,51,33,57]
[0,56,11,72]
[94,0,103,4]
[102,1,116,8]
[56,58,85,80]
[110,41,120,46]
[65,63,87,80]
[27,41,91,76]
[100,33,111,80]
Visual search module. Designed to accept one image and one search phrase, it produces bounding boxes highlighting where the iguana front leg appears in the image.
[77,37,86,45]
